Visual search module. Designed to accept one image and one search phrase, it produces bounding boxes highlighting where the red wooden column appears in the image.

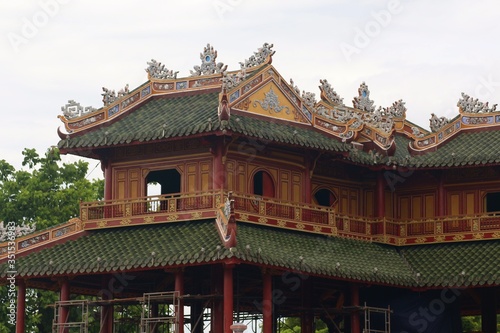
[211,265,224,333]
[223,263,234,333]
[350,284,361,333]
[376,171,385,218]
[175,269,185,333]
[262,271,273,333]
[15,279,26,333]
[103,159,113,201]
[58,279,70,333]
[100,276,113,333]
[212,137,226,191]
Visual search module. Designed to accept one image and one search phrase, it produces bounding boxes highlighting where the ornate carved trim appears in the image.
[190,43,227,76]
[353,82,375,112]
[239,43,275,69]
[319,79,344,105]
[146,59,178,79]
[253,87,290,114]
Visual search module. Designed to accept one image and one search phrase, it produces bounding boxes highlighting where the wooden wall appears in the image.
[107,140,500,219]
[112,155,213,199]
[225,157,303,202]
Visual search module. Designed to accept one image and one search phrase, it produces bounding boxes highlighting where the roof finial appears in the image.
[353,82,375,112]
[239,42,275,69]
[190,43,227,76]
[319,79,344,106]
[146,59,178,79]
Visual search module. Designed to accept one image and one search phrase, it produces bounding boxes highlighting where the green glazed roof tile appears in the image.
[2,220,500,289]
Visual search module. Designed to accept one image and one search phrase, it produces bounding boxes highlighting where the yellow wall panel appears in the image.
[385,192,393,218]
[129,168,140,198]
[188,174,196,192]
[281,172,290,201]
[292,173,301,202]
[400,197,409,219]
[425,195,435,217]
[412,196,422,219]
[365,191,374,217]
[118,181,125,200]
[341,198,348,214]
[466,192,475,214]
[202,173,209,191]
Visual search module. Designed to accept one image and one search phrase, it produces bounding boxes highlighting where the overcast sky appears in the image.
[1,0,499,178]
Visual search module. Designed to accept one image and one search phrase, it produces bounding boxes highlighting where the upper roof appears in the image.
[56,43,500,169]
[2,220,499,289]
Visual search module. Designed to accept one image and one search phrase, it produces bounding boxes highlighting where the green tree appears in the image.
[278,317,330,333]
[0,147,103,332]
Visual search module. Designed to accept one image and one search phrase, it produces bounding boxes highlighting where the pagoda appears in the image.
[1,43,500,333]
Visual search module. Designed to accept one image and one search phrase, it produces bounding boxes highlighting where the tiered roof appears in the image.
[2,221,500,288]
[2,43,500,290]
[57,43,500,169]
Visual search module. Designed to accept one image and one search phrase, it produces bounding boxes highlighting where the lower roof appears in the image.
[1,220,499,289]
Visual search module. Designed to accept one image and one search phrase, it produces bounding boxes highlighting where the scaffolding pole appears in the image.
[52,299,89,333]
[140,291,179,333]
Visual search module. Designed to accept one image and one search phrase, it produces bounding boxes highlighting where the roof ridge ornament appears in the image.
[190,43,227,76]
[146,59,178,79]
[102,84,129,106]
[429,113,450,132]
[458,92,497,113]
[239,43,275,69]
[353,82,376,112]
[221,69,247,91]
[61,100,97,119]
[301,90,317,108]
[0,221,36,242]
[383,99,406,118]
[319,79,344,106]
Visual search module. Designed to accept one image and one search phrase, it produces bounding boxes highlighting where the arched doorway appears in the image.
[253,170,275,198]
[313,188,337,207]
[145,169,181,212]
[146,169,181,196]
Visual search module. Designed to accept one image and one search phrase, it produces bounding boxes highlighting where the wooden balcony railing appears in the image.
[3,191,500,259]
[80,191,221,229]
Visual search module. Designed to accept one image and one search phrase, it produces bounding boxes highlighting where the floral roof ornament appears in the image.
[239,42,275,69]
[411,126,425,138]
[146,59,178,80]
[362,107,394,133]
[190,43,227,76]
[384,99,407,118]
[222,69,247,91]
[102,84,129,106]
[301,91,317,108]
[0,221,36,242]
[457,92,498,113]
[253,87,290,114]
[289,78,300,95]
[353,82,376,112]
[429,113,450,132]
[319,79,344,106]
[61,100,96,119]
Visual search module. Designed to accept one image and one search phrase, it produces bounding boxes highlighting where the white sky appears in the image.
[0,0,499,177]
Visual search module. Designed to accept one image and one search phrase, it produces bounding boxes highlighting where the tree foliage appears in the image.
[0,148,103,230]
[0,148,103,332]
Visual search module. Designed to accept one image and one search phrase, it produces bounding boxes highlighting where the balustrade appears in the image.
[3,192,500,260]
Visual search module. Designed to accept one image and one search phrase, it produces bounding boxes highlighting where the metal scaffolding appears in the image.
[52,299,89,333]
[140,291,179,333]
[362,303,391,333]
